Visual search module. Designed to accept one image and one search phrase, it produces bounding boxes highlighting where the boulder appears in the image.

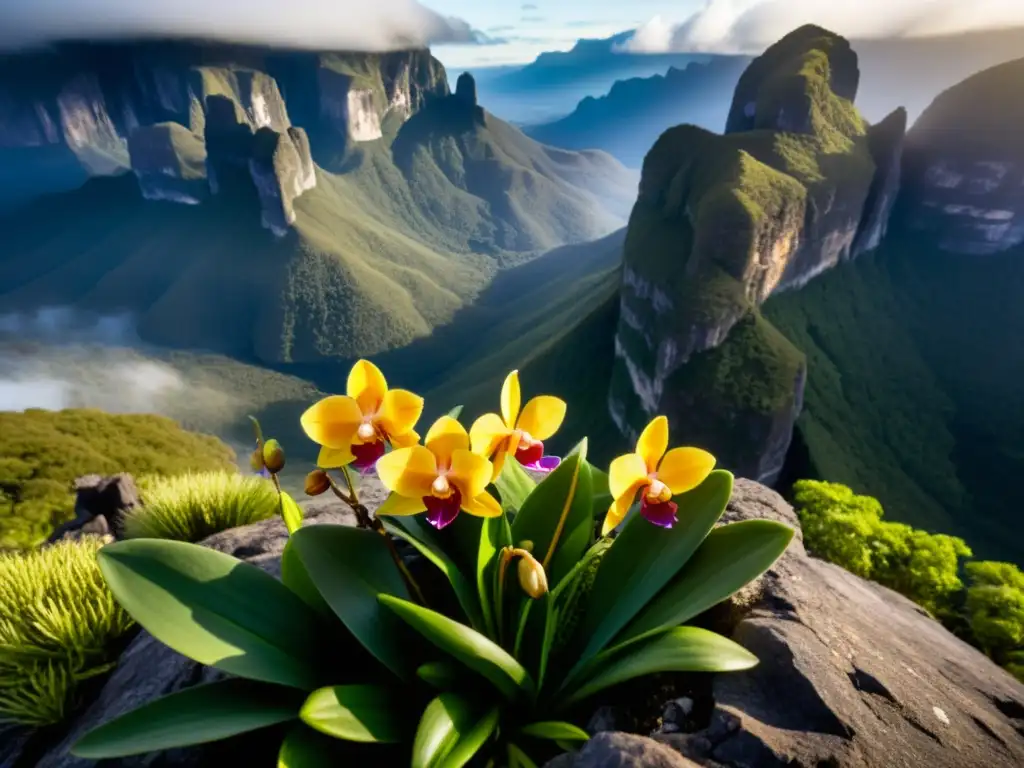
[46,474,141,544]
[547,733,704,768]
[552,480,1024,768]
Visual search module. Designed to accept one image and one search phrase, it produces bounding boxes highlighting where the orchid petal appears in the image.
[375,445,437,498]
[390,429,420,449]
[657,447,717,495]
[378,388,423,439]
[640,498,679,529]
[489,447,509,483]
[637,416,669,474]
[347,360,388,413]
[448,449,493,501]
[501,370,522,428]
[426,416,470,467]
[377,492,428,517]
[461,491,503,519]
[300,395,362,450]
[317,446,355,469]
[425,495,462,530]
[470,413,511,458]
[608,453,648,502]
[517,396,566,441]
[601,493,634,537]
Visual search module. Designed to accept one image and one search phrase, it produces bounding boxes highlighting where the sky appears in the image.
[2,0,1024,69]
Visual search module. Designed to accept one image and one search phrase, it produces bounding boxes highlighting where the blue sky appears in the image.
[430,0,704,68]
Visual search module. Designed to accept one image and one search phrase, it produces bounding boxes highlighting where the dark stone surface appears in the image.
[547,733,703,768]
[852,107,908,257]
[455,72,478,105]
[46,474,140,544]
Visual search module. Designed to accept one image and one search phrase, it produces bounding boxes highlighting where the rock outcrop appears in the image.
[547,480,1024,768]
[608,25,903,483]
[248,127,318,235]
[900,57,1024,255]
[127,123,208,205]
[851,107,907,255]
[45,474,141,544]
[455,72,478,105]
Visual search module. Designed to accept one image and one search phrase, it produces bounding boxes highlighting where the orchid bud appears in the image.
[262,439,286,474]
[518,540,534,553]
[249,448,265,473]
[304,469,330,497]
[516,550,549,600]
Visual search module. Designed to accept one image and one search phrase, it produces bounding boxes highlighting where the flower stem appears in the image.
[496,548,513,647]
[340,464,359,504]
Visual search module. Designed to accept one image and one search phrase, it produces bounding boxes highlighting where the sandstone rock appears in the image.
[127,123,208,205]
[852,107,907,256]
[455,72,478,105]
[546,732,704,768]
[248,126,317,237]
[46,474,141,544]
[663,480,1024,768]
[901,57,1024,255]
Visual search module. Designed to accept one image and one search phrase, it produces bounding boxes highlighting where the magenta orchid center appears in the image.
[514,431,544,466]
[639,475,678,529]
[422,469,461,530]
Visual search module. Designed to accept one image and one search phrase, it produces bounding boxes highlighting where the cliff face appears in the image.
[0,42,447,212]
[900,58,1024,255]
[609,25,902,483]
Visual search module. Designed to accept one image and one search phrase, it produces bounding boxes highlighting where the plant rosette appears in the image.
[74,361,794,768]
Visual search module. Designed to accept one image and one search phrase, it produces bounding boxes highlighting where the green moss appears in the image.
[0,409,237,549]
[0,538,135,725]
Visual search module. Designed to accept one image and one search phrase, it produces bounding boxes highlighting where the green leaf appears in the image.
[507,742,540,768]
[447,405,465,420]
[417,660,463,690]
[280,491,304,536]
[290,525,415,680]
[383,518,484,631]
[97,539,324,688]
[561,626,757,708]
[519,721,589,742]
[587,461,611,521]
[72,679,302,758]
[615,520,794,648]
[571,471,734,671]
[476,514,512,639]
[277,724,364,767]
[280,538,333,619]
[379,594,534,700]
[494,457,536,514]
[439,706,500,768]
[512,439,594,587]
[249,415,265,445]
[299,685,405,743]
[412,693,492,768]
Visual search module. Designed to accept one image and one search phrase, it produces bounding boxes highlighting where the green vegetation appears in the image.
[0,409,237,549]
[72,360,793,766]
[0,537,135,725]
[793,479,1024,682]
[125,472,279,543]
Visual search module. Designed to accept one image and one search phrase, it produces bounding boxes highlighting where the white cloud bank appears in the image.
[618,0,1024,54]
[0,0,488,52]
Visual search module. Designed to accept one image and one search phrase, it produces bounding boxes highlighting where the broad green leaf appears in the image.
[447,405,465,420]
[280,491,304,536]
[412,693,484,768]
[587,461,611,521]
[561,626,757,708]
[512,439,594,587]
[278,724,370,767]
[97,539,324,688]
[477,514,512,639]
[519,721,589,741]
[72,679,302,758]
[383,518,484,631]
[299,685,405,743]
[507,742,540,768]
[280,538,333,619]
[615,520,794,648]
[417,660,463,689]
[571,471,734,672]
[379,595,534,700]
[494,457,536,514]
[290,525,416,680]
[439,705,500,768]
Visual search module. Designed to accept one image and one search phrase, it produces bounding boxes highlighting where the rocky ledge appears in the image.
[5,479,1022,768]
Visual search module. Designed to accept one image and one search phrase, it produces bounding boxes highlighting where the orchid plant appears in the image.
[73,360,794,768]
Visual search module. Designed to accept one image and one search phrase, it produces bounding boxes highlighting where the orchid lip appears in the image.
[522,455,561,473]
[640,498,679,529]
[423,486,463,530]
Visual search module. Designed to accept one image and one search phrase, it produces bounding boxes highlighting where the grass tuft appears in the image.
[0,538,135,726]
[126,471,280,543]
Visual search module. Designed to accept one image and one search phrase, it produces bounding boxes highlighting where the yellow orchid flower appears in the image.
[602,416,716,536]
[300,359,423,473]
[375,415,502,530]
[469,370,567,480]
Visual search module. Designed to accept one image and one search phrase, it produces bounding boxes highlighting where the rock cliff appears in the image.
[609,25,904,483]
[126,123,208,205]
[900,57,1024,255]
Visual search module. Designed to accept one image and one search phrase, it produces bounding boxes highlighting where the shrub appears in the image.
[0,409,238,549]
[792,479,971,616]
[124,471,279,543]
[965,561,1024,679]
[0,538,135,725]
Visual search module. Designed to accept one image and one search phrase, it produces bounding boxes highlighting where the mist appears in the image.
[620,0,1024,54]
[0,0,485,52]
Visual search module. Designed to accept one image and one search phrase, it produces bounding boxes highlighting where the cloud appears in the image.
[0,0,492,52]
[619,0,1024,54]
[521,16,547,24]
[522,3,539,9]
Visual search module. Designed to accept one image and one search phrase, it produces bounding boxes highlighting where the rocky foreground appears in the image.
[4,478,1022,768]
